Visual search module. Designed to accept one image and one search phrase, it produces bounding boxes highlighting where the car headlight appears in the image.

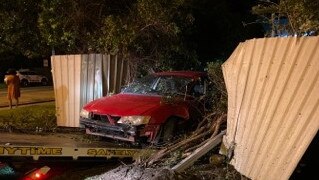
[80,109,90,118]
[117,116,151,126]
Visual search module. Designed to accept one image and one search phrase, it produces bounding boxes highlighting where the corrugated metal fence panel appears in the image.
[52,54,128,127]
[80,54,105,107]
[80,54,128,108]
[112,55,122,92]
[222,42,245,148]
[222,37,319,180]
[103,55,128,94]
[51,55,81,127]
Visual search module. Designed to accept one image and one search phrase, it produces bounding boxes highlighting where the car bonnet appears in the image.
[83,93,162,116]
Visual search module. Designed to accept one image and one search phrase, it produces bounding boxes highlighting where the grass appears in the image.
[0,83,6,89]
[0,102,57,133]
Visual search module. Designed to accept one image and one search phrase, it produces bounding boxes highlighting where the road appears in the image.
[0,86,55,108]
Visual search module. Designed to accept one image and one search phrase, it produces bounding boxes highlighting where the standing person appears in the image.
[4,69,20,109]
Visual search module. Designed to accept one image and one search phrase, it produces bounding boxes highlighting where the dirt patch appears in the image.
[86,163,245,180]
[86,165,183,180]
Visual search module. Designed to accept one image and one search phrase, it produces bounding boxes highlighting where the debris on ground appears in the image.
[140,113,227,168]
[87,113,248,180]
[87,161,244,180]
[86,165,183,180]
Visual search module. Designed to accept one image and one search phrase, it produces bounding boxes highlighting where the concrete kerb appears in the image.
[0,100,55,109]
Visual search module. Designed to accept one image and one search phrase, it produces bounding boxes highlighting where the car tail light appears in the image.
[23,166,50,180]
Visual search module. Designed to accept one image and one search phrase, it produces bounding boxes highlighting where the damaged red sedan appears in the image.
[80,71,208,144]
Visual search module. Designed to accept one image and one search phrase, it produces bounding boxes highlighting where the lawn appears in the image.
[0,83,5,89]
[0,102,57,132]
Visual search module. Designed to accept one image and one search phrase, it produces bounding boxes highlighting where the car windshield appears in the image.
[122,75,192,95]
[18,71,27,75]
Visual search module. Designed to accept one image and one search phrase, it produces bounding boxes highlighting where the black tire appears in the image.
[155,118,177,146]
[21,79,29,87]
[41,78,48,86]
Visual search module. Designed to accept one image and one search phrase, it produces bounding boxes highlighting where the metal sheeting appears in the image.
[222,37,319,180]
[80,54,102,108]
[51,54,128,127]
[51,55,82,127]
[80,54,128,107]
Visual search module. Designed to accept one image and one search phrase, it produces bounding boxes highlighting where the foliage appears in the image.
[93,0,199,74]
[206,61,227,113]
[0,103,57,132]
[0,83,5,89]
[0,0,264,72]
[0,0,45,57]
[38,0,114,54]
[252,0,319,36]
[281,0,319,34]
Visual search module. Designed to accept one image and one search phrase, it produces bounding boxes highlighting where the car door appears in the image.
[28,71,40,83]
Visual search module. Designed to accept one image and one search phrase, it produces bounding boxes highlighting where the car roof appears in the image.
[153,71,207,79]
[18,69,32,72]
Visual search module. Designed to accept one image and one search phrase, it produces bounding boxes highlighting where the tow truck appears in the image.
[0,131,153,179]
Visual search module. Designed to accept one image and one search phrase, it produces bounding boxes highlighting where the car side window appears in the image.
[191,78,206,97]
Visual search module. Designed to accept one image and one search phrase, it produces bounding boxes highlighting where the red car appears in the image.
[80,71,208,144]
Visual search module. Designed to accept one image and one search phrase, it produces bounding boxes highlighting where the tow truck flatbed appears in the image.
[0,132,149,160]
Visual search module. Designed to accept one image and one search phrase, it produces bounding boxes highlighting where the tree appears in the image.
[252,0,319,36]
[39,0,197,73]
[0,0,264,73]
[0,0,44,58]
[93,0,199,74]
[38,0,115,54]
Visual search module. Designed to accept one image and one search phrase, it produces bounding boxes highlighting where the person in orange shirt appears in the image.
[4,69,21,109]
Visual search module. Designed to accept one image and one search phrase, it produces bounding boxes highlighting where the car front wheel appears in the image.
[155,117,177,146]
[41,78,48,86]
[21,79,29,87]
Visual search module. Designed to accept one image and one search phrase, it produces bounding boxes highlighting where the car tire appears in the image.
[160,118,177,144]
[21,79,29,87]
[41,78,48,86]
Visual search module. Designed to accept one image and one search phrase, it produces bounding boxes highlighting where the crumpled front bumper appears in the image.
[80,117,138,142]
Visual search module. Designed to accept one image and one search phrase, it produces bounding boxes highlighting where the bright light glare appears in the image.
[118,116,151,125]
[35,173,41,178]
